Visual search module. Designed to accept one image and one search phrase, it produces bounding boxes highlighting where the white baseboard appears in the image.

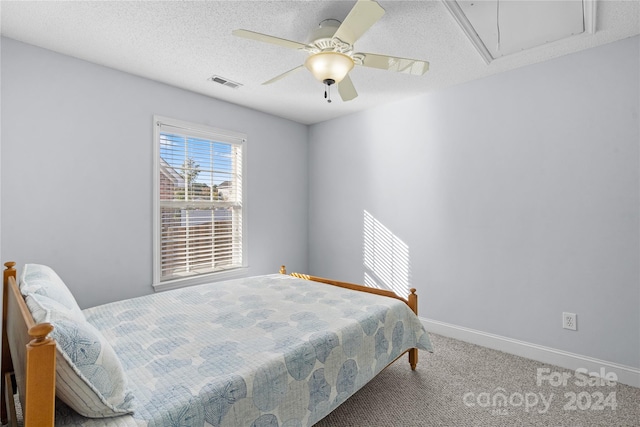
[421,317,640,388]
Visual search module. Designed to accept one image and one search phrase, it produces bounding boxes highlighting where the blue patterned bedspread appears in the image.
[57,274,432,426]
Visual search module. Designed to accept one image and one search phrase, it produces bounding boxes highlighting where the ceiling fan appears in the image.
[232,0,429,103]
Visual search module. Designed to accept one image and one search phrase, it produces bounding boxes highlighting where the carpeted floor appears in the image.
[315,333,640,427]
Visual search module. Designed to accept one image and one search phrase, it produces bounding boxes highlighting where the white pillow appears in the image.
[25,294,135,418]
[25,292,85,323]
[19,263,84,320]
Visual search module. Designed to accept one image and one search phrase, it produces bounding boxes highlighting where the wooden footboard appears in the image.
[2,262,56,426]
[280,265,420,370]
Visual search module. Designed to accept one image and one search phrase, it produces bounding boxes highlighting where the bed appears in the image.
[1,262,432,426]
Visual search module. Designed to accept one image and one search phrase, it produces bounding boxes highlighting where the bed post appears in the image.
[2,262,16,424]
[24,323,56,426]
[408,288,418,370]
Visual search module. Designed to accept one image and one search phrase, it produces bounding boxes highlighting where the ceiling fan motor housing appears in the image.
[309,19,342,48]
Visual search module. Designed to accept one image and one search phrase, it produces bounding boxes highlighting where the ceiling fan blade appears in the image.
[357,53,429,76]
[333,0,385,46]
[232,29,306,50]
[338,75,358,101]
[262,65,304,85]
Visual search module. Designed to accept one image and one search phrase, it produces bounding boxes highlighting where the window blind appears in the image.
[154,118,245,284]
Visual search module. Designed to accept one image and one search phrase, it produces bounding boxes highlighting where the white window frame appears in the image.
[153,115,248,291]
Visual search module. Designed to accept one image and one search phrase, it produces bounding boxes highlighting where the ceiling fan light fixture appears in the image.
[304,52,354,84]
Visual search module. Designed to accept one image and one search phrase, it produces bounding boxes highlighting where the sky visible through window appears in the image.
[160,132,233,190]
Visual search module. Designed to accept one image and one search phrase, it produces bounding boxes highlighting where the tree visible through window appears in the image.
[154,117,245,285]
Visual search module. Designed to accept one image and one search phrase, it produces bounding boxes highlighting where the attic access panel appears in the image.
[445,0,594,63]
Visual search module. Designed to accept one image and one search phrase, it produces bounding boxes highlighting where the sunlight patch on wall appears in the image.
[363,210,411,296]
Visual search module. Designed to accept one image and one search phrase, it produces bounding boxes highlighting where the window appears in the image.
[153,116,246,289]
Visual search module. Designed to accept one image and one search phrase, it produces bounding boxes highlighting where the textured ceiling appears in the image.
[1,1,639,125]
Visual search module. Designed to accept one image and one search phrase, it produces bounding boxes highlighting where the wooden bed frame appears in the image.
[1,262,419,426]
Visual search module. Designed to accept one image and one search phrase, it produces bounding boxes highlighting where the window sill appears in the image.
[152,266,249,292]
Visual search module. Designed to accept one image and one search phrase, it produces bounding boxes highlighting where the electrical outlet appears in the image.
[563,312,577,331]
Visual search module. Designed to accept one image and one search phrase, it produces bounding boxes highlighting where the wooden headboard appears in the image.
[1,262,56,426]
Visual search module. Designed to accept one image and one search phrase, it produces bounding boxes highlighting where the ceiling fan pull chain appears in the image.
[325,82,332,103]
[496,0,502,52]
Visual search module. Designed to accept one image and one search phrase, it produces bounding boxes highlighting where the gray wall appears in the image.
[2,34,638,369]
[308,36,640,368]
[1,37,309,308]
